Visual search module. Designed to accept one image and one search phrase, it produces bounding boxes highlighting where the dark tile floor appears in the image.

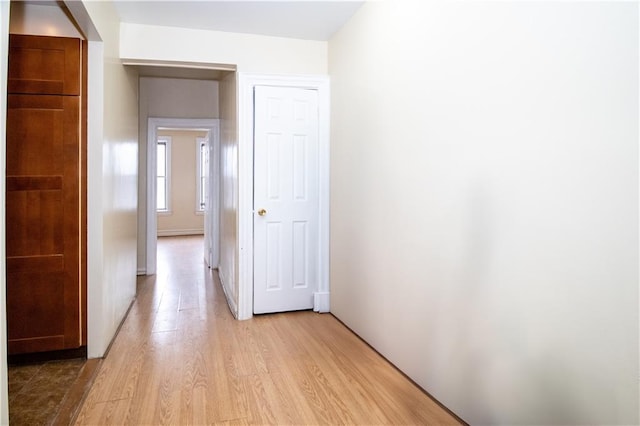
[8,358,86,425]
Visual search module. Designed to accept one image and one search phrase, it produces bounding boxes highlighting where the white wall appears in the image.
[0,1,9,423]
[81,0,139,358]
[125,26,326,316]
[329,2,638,425]
[138,77,218,272]
[120,23,327,74]
[157,129,206,236]
[219,71,239,315]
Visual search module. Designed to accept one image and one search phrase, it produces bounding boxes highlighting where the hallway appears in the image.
[75,236,460,424]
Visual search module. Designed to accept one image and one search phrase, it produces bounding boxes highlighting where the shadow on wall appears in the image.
[432,180,624,424]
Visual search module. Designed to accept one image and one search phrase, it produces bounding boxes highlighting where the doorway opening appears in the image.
[146,118,220,275]
[236,73,331,320]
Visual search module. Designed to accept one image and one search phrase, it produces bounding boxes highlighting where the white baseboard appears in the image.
[313,291,330,313]
[218,269,238,319]
[157,228,204,237]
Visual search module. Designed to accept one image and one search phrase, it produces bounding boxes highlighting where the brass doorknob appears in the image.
[258,209,267,216]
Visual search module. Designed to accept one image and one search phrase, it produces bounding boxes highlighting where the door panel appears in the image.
[292,221,308,288]
[253,86,319,314]
[265,222,283,290]
[8,35,80,95]
[7,268,66,354]
[6,188,64,256]
[6,93,81,354]
[6,96,65,175]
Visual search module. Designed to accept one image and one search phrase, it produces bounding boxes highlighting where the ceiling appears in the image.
[113,1,364,41]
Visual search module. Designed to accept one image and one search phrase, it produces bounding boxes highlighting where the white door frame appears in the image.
[237,73,330,320]
[146,117,220,275]
[197,135,215,268]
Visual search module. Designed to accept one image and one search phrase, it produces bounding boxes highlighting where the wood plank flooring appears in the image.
[75,236,460,425]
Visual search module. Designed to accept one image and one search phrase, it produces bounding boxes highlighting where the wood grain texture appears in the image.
[8,34,81,95]
[52,358,102,426]
[81,39,88,346]
[6,93,81,354]
[6,34,84,355]
[75,236,461,425]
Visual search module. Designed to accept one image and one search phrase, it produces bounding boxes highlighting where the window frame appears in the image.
[156,136,172,214]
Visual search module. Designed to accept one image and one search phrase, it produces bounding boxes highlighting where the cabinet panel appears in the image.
[8,34,80,96]
[6,35,82,354]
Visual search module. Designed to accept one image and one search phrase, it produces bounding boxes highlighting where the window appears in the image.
[157,136,171,213]
[196,137,208,213]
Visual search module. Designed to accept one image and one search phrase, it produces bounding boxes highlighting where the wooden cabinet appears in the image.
[6,34,84,355]
[8,35,80,95]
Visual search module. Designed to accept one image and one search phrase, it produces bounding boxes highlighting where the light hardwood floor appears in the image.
[75,236,461,425]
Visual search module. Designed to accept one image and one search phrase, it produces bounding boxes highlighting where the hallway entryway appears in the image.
[75,236,459,424]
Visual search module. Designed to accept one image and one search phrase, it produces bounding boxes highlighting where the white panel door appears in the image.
[254,86,319,314]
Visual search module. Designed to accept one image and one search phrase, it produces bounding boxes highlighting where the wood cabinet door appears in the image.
[8,34,80,95]
[6,93,81,354]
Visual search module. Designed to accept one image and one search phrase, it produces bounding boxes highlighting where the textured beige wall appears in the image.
[157,129,207,235]
[329,2,638,424]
